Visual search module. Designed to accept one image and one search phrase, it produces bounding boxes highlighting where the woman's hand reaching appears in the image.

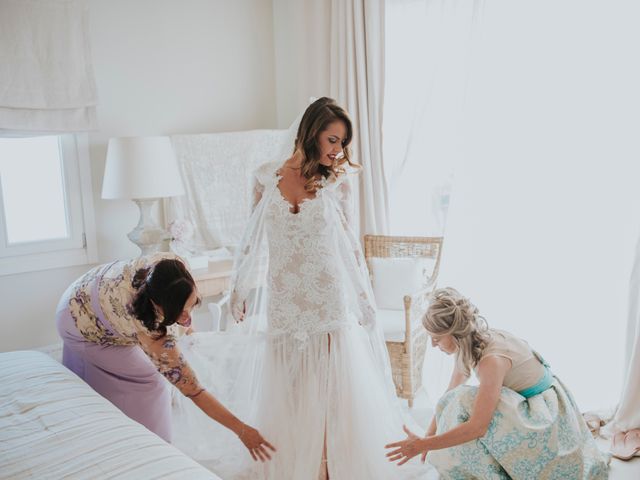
[237,423,276,462]
[230,289,246,322]
[385,425,430,466]
[235,301,246,322]
[357,295,377,330]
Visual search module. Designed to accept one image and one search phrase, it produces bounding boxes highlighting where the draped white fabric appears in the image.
[384,0,479,237]
[383,0,481,400]
[604,232,640,434]
[0,0,98,134]
[167,128,294,251]
[330,0,389,236]
[437,0,640,411]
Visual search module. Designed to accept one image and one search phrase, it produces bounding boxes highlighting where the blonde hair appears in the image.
[423,287,490,376]
[293,97,361,193]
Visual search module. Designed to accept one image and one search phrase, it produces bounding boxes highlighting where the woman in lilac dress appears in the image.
[55,253,274,462]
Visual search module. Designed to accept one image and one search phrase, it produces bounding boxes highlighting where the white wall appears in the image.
[0,0,276,352]
[272,0,331,128]
[90,0,277,262]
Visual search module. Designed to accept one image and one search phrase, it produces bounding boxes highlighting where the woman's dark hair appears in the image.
[131,258,198,335]
[293,97,359,192]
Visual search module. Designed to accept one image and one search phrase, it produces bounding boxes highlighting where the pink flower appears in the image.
[168,219,194,243]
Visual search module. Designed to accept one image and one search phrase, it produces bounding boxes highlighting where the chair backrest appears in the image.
[363,235,443,285]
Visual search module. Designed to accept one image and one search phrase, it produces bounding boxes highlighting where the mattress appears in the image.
[0,350,220,479]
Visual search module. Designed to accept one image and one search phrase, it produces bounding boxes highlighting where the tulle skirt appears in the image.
[172,325,431,479]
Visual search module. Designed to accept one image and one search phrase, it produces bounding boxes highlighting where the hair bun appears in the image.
[424,286,490,376]
[132,267,151,289]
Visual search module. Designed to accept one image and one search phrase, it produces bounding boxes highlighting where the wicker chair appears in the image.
[363,235,443,407]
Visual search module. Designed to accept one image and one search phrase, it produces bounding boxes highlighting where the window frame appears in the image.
[0,134,98,275]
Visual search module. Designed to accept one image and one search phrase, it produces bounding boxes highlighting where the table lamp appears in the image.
[101,136,185,255]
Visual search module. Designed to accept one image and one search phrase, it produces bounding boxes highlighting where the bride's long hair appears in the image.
[423,287,491,376]
[293,97,361,193]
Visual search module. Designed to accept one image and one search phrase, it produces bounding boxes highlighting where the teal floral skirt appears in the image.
[428,379,610,479]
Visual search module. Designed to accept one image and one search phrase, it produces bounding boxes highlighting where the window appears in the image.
[0,134,97,275]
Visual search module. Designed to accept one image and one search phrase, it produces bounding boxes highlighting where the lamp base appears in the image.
[128,198,169,256]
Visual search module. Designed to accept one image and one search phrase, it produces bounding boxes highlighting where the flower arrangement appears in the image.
[168,219,195,255]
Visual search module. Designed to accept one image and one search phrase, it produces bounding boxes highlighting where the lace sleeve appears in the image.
[228,163,276,325]
[336,176,355,227]
[332,176,377,329]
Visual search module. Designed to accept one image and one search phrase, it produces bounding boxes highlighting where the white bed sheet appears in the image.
[0,350,220,480]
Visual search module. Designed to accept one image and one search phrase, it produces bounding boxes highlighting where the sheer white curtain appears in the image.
[384,0,481,401]
[605,233,640,433]
[437,0,640,410]
[384,0,480,237]
[330,0,389,236]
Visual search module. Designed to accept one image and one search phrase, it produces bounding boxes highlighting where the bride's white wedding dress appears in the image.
[172,161,431,479]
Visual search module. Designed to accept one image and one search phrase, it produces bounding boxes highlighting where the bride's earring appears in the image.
[154,312,164,329]
[152,302,164,326]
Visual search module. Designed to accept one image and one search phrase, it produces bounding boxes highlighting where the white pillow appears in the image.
[369,257,435,310]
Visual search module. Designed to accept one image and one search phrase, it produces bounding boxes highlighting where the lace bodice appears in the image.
[264,184,353,344]
[229,162,377,346]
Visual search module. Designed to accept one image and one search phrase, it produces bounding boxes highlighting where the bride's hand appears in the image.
[231,296,246,323]
[359,303,377,330]
[238,424,276,462]
[385,425,428,466]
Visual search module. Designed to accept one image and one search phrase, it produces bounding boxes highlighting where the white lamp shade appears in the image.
[101,136,185,199]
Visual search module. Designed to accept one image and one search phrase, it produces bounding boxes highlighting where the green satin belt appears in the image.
[518,365,554,398]
[517,349,555,398]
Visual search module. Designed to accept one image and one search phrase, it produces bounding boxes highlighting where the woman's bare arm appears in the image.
[138,333,276,461]
[426,365,470,436]
[386,355,511,465]
[423,356,510,449]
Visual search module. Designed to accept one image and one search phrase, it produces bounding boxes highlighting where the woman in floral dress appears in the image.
[55,253,274,462]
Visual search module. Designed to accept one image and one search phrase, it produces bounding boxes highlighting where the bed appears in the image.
[0,350,220,480]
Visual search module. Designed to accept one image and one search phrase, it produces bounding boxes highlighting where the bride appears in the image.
[173,97,429,479]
